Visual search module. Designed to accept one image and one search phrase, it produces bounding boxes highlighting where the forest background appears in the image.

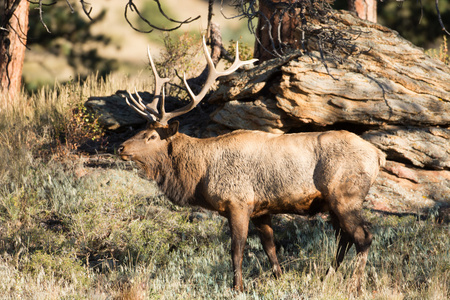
[24,0,450,92]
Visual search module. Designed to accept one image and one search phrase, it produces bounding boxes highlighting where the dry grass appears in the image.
[427,36,450,65]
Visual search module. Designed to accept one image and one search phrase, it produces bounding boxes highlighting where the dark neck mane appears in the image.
[141,135,204,207]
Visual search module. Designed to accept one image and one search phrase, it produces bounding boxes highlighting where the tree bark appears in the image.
[254,0,302,62]
[348,0,377,23]
[0,0,29,105]
[253,0,377,62]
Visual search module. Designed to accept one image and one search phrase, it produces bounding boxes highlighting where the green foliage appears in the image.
[332,0,450,51]
[26,2,118,92]
[150,32,204,101]
[59,101,105,152]
[377,0,450,49]
[157,32,203,80]
[227,37,255,67]
[23,250,89,285]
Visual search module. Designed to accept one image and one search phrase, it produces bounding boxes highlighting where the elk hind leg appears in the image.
[227,207,251,292]
[251,214,282,278]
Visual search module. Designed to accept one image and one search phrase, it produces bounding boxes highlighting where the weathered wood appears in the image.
[362,127,450,170]
[207,10,450,211]
[210,14,450,129]
[210,97,295,133]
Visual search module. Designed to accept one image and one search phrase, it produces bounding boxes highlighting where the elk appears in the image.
[118,37,386,292]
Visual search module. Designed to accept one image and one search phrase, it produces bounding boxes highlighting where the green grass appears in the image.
[0,72,449,299]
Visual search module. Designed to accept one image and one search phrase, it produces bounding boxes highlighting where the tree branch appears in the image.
[38,0,53,33]
[80,0,93,20]
[1,0,22,28]
[65,0,74,13]
[124,0,200,33]
[206,0,214,40]
[435,0,450,35]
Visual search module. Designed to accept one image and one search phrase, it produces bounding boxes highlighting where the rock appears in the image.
[85,92,148,130]
[209,51,301,104]
[368,161,450,213]
[273,51,450,127]
[362,127,450,170]
[209,11,450,131]
[384,161,420,183]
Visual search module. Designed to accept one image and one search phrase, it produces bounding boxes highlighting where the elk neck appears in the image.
[143,133,208,207]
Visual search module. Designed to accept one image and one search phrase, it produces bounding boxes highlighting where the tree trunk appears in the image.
[0,0,29,105]
[348,0,377,22]
[254,0,302,62]
[253,0,377,62]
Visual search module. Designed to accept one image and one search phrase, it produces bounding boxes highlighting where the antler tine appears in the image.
[124,46,170,123]
[125,89,158,122]
[147,46,170,116]
[159,85,167,119]
[195,36,257,100]
[159,36,258,125]
[218,41,259,77]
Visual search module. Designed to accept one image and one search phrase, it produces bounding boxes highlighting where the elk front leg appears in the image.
[329,211,354,271]
[331,201,373,293]
[251,214,282,278]
[227,207,251,292]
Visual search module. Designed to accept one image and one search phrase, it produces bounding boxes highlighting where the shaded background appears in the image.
[23,0,449,92]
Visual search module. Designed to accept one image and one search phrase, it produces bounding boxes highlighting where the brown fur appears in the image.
[118,122,386,292]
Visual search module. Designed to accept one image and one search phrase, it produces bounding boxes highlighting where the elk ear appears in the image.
[167,121,179,137]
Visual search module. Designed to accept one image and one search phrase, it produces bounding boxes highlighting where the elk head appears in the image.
[118,122,179,162]
[118,36,257,162]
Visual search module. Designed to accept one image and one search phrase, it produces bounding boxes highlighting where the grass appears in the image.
[426,36,450,65]
[0,55,449,299]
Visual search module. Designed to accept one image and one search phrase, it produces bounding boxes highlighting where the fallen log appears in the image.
[207,10,450,213]
[362,126,450,171]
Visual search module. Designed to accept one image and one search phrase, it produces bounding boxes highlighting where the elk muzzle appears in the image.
[117,144,131,161]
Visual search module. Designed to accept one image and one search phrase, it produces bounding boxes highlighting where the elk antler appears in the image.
[125,36,258,125]
[125,45,170,123]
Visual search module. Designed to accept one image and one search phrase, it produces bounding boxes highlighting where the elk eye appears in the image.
[147,134,157,142]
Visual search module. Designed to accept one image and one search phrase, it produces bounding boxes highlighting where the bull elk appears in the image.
[118,37,386,292]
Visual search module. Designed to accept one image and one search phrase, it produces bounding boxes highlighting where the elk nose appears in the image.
[117,145,124,154]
